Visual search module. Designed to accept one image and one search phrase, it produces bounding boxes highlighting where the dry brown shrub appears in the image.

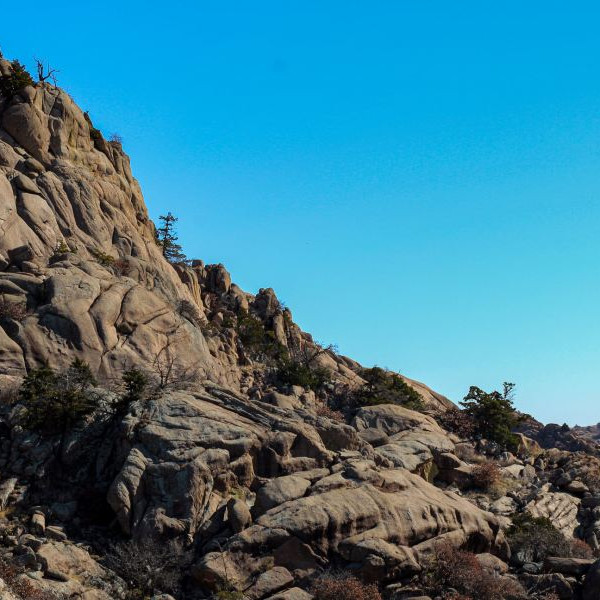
[426,542,525,600]
[570,538,594,558]
[311,572,381,600]
[581,468,600,493]
[0,559,56,599]
[0,380,19,406]
[112,258,131,276]
[0,295,28,322]
[472,461,502,490]
[438,407,475,438]
[315,402,344,422]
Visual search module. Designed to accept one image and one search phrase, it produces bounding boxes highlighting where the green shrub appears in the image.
[354,367,424,411]
[52,239,76,258]
[216,586,244,600]
[276,358,331,391]
[18,359,98,435]
[507,513,571,563]
[460,383,522,451]
[112,368,149,416]
[89,127,103,141]
[0,60,34,98]
[236,311,286,363]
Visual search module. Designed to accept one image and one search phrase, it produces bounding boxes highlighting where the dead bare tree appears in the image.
[35,58,59,86]
[151,330,202,391]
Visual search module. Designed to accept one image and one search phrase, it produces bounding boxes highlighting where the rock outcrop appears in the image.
[0,56,599,600]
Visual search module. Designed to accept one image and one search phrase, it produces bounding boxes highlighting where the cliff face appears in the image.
[0,56,451,410]
[1,59,600,600]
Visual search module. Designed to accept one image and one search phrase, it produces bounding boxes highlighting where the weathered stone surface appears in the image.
[525,491,580,537]
[265,587,313,600]
[245,567,294,600]
[257,468,506,556]
[254,475,311,516]
[36,541,105,580]
[353,405,445,436]
[228,498,252,532]
[544,556,594,576]
[477,552,509,573]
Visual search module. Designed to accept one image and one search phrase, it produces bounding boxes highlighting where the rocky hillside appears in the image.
[0,56,600,600]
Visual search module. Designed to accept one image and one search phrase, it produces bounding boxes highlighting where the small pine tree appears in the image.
[156,212,187,263]
[19,359,98,436]
[111,368,148,416]
[460,382,522,450]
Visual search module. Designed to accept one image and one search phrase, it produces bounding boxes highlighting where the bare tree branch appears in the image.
[35,58,59,86]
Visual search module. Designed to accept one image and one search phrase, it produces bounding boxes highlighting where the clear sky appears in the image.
[4,2,600,425]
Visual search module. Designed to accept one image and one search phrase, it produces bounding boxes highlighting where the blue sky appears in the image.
[4,2,600,424]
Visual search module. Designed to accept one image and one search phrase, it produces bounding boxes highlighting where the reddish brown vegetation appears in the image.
[113,258,131,276]
[311,573,381,600]
[438,407,475,438]
[472,461,502,490]
[426,542,525,600]
[570,538,594,558]
[315,402,345,422]
[0,296,28,322]
[0,559,55,599]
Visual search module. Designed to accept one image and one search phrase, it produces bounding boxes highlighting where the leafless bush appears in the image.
[438,407,476,438]
[178,299,202,325]
[105,539,188,598]
[311,572,381,600]
[0,380,19,406]
[0,295,28,322]
[0,558,57,599]
[424,542,525,599]
[112,258,131,277]
[315,402,345,422]
[570,538,594,558]
[150,332,201,391]
[109,133,123,144]
[472,461,502,491]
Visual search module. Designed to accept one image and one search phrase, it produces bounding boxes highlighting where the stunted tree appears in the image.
[18,359,98,436]
[460,382,522,450]
[156,212,187,263]
[105,539,187,598]
[0,60,34,98]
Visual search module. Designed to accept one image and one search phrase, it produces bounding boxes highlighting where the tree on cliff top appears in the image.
[156,212,187,263]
